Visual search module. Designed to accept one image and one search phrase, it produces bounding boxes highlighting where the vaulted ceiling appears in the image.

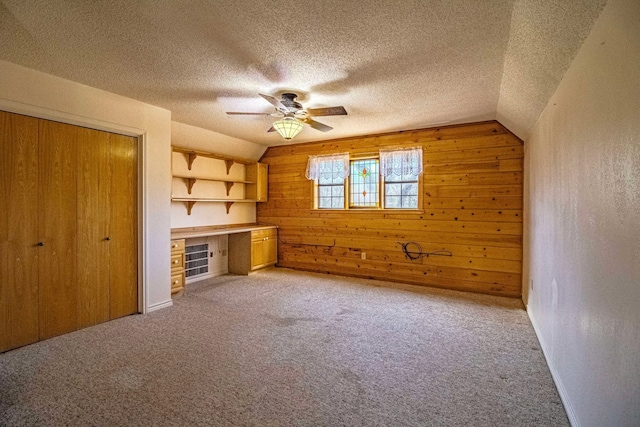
[0,0,606,146]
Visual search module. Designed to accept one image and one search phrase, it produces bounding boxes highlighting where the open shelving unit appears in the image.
[171,146,267,215]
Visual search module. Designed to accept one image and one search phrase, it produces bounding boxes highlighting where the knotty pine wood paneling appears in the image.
[258,121,524,297]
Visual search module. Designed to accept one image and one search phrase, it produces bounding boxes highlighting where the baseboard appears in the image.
[147,299,173,312]
[527,309,580,427]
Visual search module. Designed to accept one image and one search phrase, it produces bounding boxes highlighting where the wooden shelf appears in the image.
[172,146,253,172]
[173,175,254,195]
[171,197,258,215]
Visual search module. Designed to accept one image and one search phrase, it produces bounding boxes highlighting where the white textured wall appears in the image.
[0,60,173,312]
[170,121,266,228]
[524,0,640,425]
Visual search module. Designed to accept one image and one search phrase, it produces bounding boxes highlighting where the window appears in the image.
[307,148,422,210]
[318,163,346,209]
[306,153,349,209]
[350,158,379,208]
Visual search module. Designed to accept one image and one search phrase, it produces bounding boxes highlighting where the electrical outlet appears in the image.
[361,252,366,260]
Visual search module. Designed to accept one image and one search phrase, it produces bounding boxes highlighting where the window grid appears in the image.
[384,180,419,209]
[317,159,347,209]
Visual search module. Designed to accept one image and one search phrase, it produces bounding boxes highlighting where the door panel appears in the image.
[109,133,138,319]
[77,127,111,328]
[251,238,263,269]
[0,111,39,352]
[264,236,277,265]
[38,120,78,340]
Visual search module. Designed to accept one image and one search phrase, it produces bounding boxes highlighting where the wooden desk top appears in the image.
[170,223,277,240]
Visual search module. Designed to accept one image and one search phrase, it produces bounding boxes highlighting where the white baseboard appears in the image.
[147,299,173,312]
[527,309,580,427]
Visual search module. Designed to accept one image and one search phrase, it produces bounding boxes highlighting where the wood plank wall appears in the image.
[258,121,523,297]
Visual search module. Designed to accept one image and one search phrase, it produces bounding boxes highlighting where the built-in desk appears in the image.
[171,224,278,277]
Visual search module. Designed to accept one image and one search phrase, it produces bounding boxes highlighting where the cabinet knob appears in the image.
[105,237,111,241]
[37,242,44,247]
[173,260,178,264]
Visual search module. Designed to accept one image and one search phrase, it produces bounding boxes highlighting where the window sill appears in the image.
[310,208,425,214]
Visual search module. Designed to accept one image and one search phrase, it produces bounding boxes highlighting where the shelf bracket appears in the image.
[187,153,197,171]
[225,181,234,196]
[186,200,196,215]
[186,178,196,195]
[225,159,234,175]
[225,201,234,214]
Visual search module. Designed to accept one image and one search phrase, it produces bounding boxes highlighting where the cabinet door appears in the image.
[256,163,268,202]
[109,133,138,319]
[38,120,78,340]
[251,238,264,269]
[0,111,40,352]
[263,233,277,265]
[77,127,111,328]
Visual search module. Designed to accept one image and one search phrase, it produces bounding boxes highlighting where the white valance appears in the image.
[379,147,423,177]
[305,153,350,181]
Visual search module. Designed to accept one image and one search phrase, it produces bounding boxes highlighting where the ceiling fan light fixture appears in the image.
[272,117,303,140]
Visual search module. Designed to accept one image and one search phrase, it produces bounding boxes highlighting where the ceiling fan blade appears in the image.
[302,118,333,132]
[306,106,347,117]
[259,93,289,111]
[226,112,271,116]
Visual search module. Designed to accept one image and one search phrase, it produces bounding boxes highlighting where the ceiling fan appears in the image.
[226,93,347,139]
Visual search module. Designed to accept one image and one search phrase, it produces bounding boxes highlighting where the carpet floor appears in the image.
[0,268,568,426]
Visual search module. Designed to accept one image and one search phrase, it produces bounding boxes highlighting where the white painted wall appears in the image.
[170,121,267,228]
[524,0,640,425]
[0,60,173,312]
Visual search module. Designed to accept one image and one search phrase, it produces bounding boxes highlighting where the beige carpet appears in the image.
[0,268,568,426]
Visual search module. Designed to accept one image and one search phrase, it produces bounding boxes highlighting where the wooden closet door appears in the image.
[109,133,138,319]
[77,127,111,328]
[0,111,39,352]
[38,120,78,340]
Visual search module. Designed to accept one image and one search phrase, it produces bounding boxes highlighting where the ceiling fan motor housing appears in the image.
[281,93,303,111]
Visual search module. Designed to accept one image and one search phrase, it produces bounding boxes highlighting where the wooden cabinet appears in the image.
[170,239,185,294]
[245,162,268,202]
[171,146,268,215]
[0,111,138,353]
[228,228,277,275]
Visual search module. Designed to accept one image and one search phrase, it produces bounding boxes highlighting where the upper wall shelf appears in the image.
[172,146,253,173]
[173,175,254,195]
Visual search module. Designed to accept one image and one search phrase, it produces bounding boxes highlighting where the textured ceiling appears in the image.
[0,0,606,146]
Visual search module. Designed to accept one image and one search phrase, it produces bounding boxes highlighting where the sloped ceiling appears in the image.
[0,0,606,146]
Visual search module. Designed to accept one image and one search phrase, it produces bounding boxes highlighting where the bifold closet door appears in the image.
[2,113,137,351]
[77,127,111,328]
[109,133,137,319]
[38,120,78,340]
[0,111,40,353]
